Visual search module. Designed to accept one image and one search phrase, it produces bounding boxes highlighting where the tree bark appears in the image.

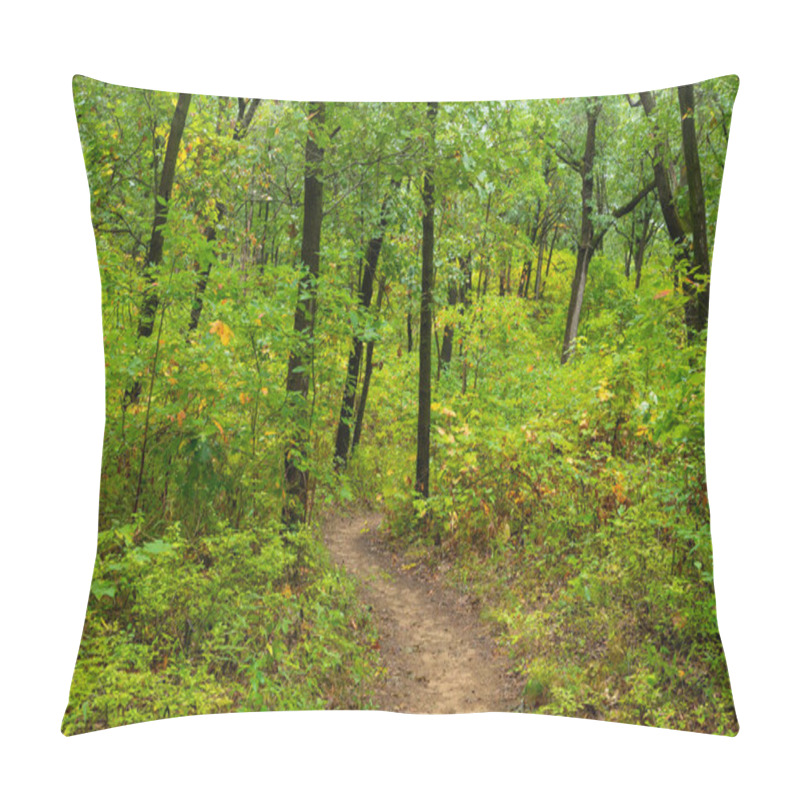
[126,93,191,406]
[333,189,394,469]
[678,84,711,332]
[545,227,557,277]
[560,101,656,363]
[415,102,437,500]
[518,203,539,297]
[439,278,459,370]
[188,204,222,332]
[533,212,549,300]
[282,102,325,527]
[634,208,654,290]
[351,280,385,456]
[137,93,192,340]
[639,91,690,261]
[561,100,600,364]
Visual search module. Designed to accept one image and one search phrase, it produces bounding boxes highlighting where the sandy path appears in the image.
[323,511,520,713]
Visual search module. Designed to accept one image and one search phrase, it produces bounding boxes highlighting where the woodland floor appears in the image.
[322,511,521,713]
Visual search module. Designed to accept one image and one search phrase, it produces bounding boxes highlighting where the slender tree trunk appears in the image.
[126,93,191,405]
[188,205,222,332]
[533,221,548,300]
[624,215,635,279]
[559,103,655,363]
[545,226,557,278]
[415,102,437,501]
[137,93,192,340]
[519,204,539,296]
[539,225,558,299]
[351,280,384,456]
[334,190,393,469]
[639,91,690,262]
[187,99,260,332]
[678,84,711,332]
[457,254,472,393]
[633,212,652,290]
[439,279,458,370]
[478,193,492,299]
[561,100,599,364]
[282,102,325,528]
[519,259,532,298]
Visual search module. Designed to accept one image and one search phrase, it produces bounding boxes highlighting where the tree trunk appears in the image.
[188,204,222,332]
[415,102,437,501]
[533,220,548,300]
[519,259,532,298]
[351,280,385,456]
[126,93,191,405]
[560,102,654,363]
[439,277,459,371]
[561,100,600,364]
[639,91,689,260]
[518,203,539,297]
[545,227,557,278]
[282,102,325,528]
[633,210,652,290]
[187,99,260,332]
[678,84,711,332]
[137,93,192,340]
[624,215,635,279]
[334,190,393,469]
[540,225,558,298]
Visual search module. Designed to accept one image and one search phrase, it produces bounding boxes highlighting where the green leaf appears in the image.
[141,540,173,556]
[91,580,116,600]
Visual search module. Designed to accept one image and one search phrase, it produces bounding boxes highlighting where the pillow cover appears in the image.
[64,75,738,735]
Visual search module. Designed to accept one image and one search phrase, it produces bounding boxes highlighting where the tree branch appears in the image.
[612,178,657,219]
[553,145,582,173]
[234,98,262,141]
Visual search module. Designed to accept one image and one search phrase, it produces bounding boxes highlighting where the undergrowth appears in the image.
[62,517,380,734]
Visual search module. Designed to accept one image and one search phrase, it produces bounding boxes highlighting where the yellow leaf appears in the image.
[597,380,613,402]
[209,320,233,345]
[213,419,224,436]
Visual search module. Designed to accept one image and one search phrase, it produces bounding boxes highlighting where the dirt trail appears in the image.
[323,511,520,713]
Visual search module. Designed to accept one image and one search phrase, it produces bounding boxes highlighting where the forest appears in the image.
[63,74,738,735]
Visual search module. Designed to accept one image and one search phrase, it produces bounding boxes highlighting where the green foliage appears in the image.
[67,75,737,733]
[63,519,379,734]
[367,248,736,734]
